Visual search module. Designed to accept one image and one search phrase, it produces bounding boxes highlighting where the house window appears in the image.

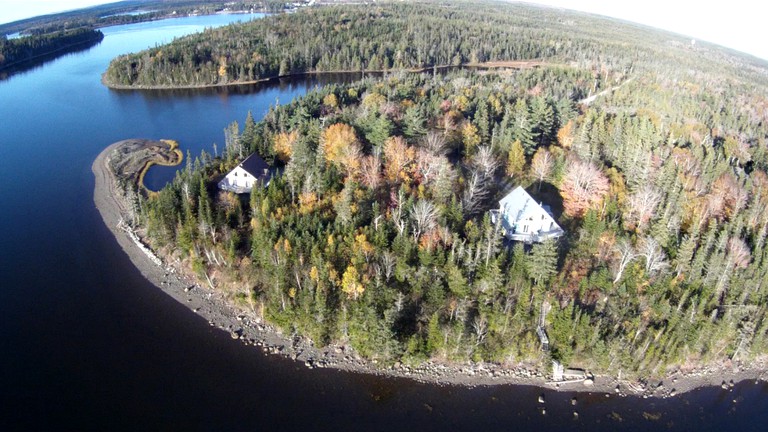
[523,225,528,233]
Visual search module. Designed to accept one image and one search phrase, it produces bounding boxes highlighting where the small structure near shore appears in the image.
[489,186,563,243]
[552,361,590,383]
[218,153,271,193]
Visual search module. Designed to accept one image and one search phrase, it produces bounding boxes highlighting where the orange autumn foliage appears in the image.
[560,158,609,218]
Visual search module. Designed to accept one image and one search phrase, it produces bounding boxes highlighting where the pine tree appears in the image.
[364,113,392,147]
[527,240,558,286]
[426,312,444,356]
[511,98,535,155]
[240,111,257,153]
[530,96,554,147]
[402,106,427,142]
[474,99,491,143]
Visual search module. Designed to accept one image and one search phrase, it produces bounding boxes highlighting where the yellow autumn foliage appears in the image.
[273,131,298,163]
[341,265,364,300]
[321,123,361,176]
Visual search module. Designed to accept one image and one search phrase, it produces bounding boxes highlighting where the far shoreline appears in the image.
[101,60,546,91]
[92,140,768,399]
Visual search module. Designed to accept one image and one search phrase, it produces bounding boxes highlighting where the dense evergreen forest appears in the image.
[122,1,768,377]
[0,27,104,71]
[0,1,289,38]
[103,0,764,91]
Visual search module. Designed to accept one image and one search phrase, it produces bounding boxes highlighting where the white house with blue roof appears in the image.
[490,186,564,243]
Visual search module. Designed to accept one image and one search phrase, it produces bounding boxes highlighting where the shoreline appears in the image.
[92,141,768,398]
[101,60,546,91]
[136,139,183,194]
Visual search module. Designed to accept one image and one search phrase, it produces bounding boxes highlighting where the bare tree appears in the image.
[531,147,553,191]
[360,154,382,190]
[560,158,610,217]
[612,239,637,284]
[626,186,661,231]
[471,145,499,179]
[461,146,499,218]
[391,188,407,235]
[715,237,751,300]
[462,171,489,217]
[472,315,488,346]
[410,199,439,240]
[380,251,396,282]
[422,131,447,156]
[417,148,452,185]
[638,236,668,276]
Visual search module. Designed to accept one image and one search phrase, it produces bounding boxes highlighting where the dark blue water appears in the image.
[0,13,767,432]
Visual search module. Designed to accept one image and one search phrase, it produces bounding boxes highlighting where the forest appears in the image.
[120,1,768,378]
[0,1,289,38]
[0,27,104,71]
[103,1,638,88]
[103,0,765,91]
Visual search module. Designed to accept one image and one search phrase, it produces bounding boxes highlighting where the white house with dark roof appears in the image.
[217,153,271,194]
[490,186,564,243]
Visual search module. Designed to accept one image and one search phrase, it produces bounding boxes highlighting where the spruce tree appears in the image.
[240,111,257,153]
[402,106,427,142]
[527,240,558,286]
[511,98,535,155]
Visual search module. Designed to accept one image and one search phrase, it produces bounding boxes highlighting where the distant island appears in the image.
[0,0,296,80]
[95,1,768,396]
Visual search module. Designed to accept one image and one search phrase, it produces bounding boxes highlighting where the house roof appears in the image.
[237,153,270,180]
[499,186,556,223]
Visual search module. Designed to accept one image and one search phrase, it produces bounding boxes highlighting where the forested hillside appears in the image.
[0,27,103,71]
[102,0,725,88]
[121,1,768,377]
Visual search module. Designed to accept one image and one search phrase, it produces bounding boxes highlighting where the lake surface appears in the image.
[1,13,767,432]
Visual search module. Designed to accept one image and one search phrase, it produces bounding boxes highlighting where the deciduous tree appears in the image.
[506,139,525,178]
[273,131,298,163]
[625,185,661,232]
[383,136,415,183]
[322,123,362,176]
[531,147,553,191]
[560,158,609,218]
[341,265,364,300]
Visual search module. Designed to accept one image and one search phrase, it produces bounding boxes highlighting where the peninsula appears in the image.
[95,1,768,396]
[93,138,767,397]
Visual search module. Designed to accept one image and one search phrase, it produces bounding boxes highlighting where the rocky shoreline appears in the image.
[93,141,767,398]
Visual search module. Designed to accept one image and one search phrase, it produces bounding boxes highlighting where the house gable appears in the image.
[493,186,564,242]
[218,153,271,193]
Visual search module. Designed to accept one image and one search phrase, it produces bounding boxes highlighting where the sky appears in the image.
[526,0,767,60]
[0,0,766,60]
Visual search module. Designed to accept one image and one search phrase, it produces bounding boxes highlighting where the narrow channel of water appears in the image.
[0,13,766,432]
